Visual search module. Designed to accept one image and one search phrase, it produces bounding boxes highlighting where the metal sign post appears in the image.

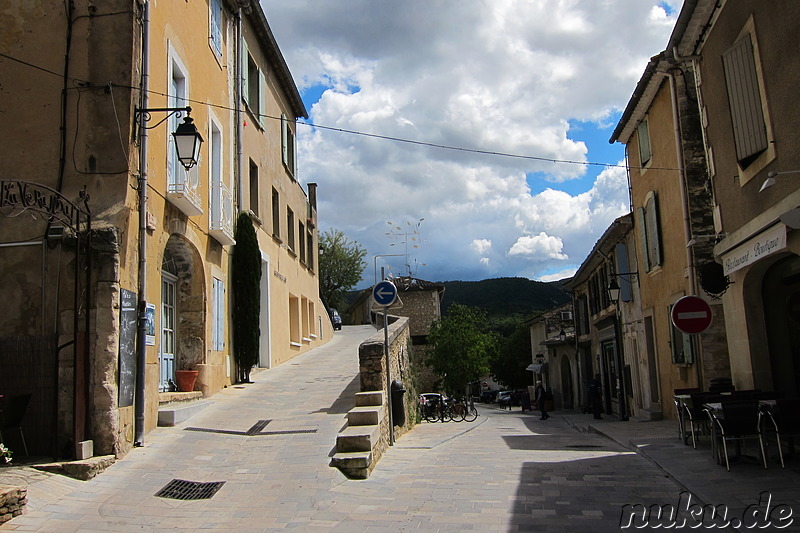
[373,274,398,445]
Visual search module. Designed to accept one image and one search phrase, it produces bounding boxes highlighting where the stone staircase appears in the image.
[157,391,210,426]
[330,391,386,479]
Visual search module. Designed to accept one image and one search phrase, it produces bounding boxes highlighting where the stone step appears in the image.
[336,424,380,453]
[346,405,385,427]
[157,399,211,427]
[33,455,116,481]
[158,391,203,405]
[354,391,384,407]
[330,451,372,480]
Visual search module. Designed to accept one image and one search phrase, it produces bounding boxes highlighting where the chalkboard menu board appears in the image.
[119,288,137,407]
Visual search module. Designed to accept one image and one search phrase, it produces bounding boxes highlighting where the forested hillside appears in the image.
[439,277,570,316]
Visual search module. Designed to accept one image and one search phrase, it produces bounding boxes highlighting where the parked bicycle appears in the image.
[419,394,478,423]
[448,397,479,422]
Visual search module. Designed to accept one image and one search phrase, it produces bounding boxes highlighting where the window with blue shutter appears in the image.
[210,0,222,57]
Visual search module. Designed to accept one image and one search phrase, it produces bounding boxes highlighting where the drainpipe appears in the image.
[235,8,243,211]
[134,0,150,447]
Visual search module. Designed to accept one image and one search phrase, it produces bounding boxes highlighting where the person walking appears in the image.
[535,381,549,420]
[588,374,603,419]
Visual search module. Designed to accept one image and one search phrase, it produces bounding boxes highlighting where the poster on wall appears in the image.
[118,289,137,408]
[145,303,156,346]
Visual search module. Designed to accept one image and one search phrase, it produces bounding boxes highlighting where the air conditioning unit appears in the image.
[560,310,573,321]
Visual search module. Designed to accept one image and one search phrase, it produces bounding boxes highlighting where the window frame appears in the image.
[281,114,297,178]
[167,45,189,187]
[209,0,223,59]
[637,118,652,167]
[212,277,225,351]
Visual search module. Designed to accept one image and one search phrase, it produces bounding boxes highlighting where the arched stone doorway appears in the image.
[560,355,574,410]
[762,254,800,397]
[159,235,205,392]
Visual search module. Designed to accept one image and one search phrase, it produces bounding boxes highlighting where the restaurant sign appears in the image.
[722,224,787,276]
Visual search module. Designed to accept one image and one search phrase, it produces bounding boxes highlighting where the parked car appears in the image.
[481,389,499,403]
[330,309,342,330]
[497,391,513,407]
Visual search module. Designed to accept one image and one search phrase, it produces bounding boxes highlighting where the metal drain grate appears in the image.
[155,479,225,500]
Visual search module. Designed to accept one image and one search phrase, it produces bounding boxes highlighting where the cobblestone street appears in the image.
[2,326,797,532]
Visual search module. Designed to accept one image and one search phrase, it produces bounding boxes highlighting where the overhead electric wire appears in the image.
[2,51,681,173]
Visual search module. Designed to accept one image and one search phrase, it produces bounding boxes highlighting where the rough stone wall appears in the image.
[677,64,732,386]
[358,316,418,444]
[396,291,439,337]
[0,486,26,524]
[89,227,125,457]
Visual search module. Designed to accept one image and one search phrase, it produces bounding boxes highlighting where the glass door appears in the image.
[160,274,177,391]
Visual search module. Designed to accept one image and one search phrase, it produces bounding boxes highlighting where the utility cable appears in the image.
[1,51,681,173]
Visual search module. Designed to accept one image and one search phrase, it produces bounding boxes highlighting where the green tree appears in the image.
[231,213,261,383]
[491,324,533,389]
[318,228,367,312]
[425,304,499,395]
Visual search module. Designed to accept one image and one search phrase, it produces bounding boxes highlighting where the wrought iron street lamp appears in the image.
[135,106,204,170]
[607,272,639,303]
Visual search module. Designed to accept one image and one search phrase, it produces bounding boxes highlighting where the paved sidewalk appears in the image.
[563,412,800,530]
[1,325,799,531]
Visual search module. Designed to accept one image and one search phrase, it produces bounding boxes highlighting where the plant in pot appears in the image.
[175,368,199,392]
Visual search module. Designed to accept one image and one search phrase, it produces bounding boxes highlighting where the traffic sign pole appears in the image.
[378,270,395,446]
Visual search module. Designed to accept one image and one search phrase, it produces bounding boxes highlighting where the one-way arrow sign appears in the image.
[372,280,398,307]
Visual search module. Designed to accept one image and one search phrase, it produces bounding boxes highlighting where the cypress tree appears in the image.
[232,212,261,383]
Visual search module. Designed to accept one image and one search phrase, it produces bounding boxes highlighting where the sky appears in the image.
[261,1,684,288]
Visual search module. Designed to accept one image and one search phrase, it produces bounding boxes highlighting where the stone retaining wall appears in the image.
[0,486,26,524]
[358,316,418,444]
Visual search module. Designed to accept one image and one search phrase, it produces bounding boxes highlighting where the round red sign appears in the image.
[671,295,713,335]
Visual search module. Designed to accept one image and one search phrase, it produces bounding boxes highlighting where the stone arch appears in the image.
[755,253,800,396]
[163,234,206,371]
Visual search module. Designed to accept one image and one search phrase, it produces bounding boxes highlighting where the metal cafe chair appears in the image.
[710,399,767,471]
[763,397,800,468]
[0,393,31,456]
[673,388,701,444]
[684,392,721,449]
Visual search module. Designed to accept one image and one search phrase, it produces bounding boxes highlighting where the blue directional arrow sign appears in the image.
[372,280,398,307]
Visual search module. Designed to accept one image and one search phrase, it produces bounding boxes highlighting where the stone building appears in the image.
[527,304,575,411]
[0,0,330,459]
[348,277,445,392]
[666,0,800,396]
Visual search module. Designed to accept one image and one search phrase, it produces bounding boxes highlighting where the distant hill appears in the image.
[438,277,571,317]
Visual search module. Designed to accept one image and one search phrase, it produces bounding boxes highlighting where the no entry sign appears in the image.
[671,295,712,335]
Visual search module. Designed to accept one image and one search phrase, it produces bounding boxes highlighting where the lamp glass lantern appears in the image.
[608,277,621,303]
[173,116,204,170]
[559,329,566,343]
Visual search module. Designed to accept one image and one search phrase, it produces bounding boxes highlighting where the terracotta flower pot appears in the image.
[175,370,199,392]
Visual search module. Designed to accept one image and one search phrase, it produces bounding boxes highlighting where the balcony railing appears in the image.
[167,160,203,217]
[210,179,235,245]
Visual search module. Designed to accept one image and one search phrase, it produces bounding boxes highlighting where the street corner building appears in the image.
[0,0,332,460]
[559,0,800,424]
